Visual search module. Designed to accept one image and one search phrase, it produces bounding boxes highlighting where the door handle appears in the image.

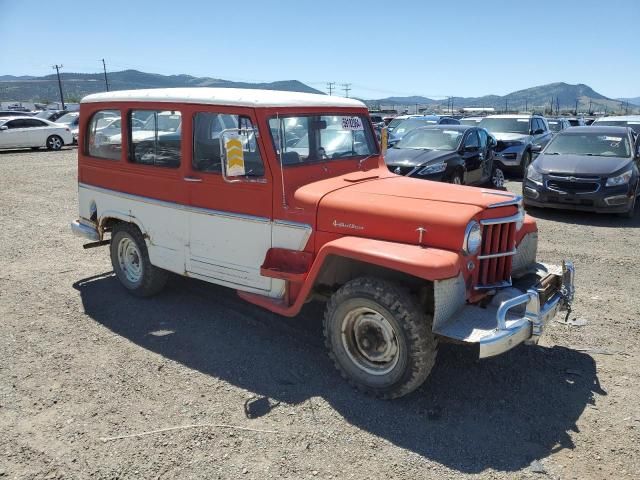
[184,177,203,183]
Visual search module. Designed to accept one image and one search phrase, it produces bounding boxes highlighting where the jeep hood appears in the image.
[294,170,519,249]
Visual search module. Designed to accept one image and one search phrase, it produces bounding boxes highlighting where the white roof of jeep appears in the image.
[81,88,365,109]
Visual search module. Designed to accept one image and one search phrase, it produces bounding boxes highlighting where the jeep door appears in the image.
[185,109,273,293]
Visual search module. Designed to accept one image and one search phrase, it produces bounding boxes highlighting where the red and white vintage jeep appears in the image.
[71,88,575,398]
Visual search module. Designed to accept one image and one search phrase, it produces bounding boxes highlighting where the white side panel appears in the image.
[267,221,313,298]
[79,185,187,274]
[187,211,272,291]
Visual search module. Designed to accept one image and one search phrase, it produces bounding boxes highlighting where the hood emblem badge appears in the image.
[416,227,427,246]
[333,220,364,231]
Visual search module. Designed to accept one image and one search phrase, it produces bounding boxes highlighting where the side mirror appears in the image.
[531,144,543,154]
[532,128,544,135]
[0,125,7,131]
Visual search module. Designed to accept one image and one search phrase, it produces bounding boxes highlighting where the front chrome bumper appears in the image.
[70,219,99,241]
[434,261,575,358]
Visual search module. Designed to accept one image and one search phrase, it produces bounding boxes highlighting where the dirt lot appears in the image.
[1,148,639,479]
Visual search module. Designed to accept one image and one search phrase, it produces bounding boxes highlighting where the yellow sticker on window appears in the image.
[225,135,245,176]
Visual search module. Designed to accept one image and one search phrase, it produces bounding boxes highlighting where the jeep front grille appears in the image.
[477,218,517,289]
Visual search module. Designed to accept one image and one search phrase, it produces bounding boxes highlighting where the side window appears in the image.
[463,130,480,149]
[534,118,544,133]
[5,120,22,129]
[86,110,122,160]
[193,112,265,177]
[477,128,488,148]
[22,119,47,128]
[129,110,181,168]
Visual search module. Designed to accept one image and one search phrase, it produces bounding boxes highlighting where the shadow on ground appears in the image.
[74,272,605,474]
[525,204,640,228]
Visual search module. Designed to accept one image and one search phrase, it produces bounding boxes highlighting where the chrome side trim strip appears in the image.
[79,182,270,224]
[477,249,517,260]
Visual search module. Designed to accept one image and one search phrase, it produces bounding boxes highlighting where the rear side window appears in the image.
[86,110,122,160]
[193,112,264,176]
[129,110,182,168]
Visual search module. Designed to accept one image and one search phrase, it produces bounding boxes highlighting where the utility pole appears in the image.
[575,99,578,115]
[505,98,508,113]
[589,99,593,114]
[52,64,65,110]
[102,58,110,91]
[556,97,560,115]
[341,83,351,98]
[525,99,528,112]
[450,97,454,114]
[326,82,335,96]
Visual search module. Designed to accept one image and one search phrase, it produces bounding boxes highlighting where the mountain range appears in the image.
[0,70,323,102]
[0,70,636,114]
[366,83,635,114]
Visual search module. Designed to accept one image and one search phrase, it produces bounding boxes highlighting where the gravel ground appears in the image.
[1,148,639,479]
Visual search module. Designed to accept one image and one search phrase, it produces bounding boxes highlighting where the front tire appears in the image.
[450,170,464,185]
[520,150,532,176]
[46,135,63,151]
[491,165,505,189]
[110,223,168,297]
[323,277,437,399]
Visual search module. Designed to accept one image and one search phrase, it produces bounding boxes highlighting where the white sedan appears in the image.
[0,116,73,150]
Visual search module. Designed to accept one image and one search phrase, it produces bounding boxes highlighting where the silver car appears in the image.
[479,114,553,175]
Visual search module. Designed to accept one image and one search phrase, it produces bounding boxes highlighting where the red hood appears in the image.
[294,169,520,250]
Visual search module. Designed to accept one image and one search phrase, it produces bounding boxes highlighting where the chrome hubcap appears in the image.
[341,307,400,375]
[49,137,61,149]
[117,237,143,284]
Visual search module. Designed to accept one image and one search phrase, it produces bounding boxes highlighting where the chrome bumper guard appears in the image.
[432,261,575,358]
[479,261,575,358]
[70,219,99,242]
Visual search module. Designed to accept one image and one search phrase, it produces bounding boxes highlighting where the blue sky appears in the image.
[1,0,638,99]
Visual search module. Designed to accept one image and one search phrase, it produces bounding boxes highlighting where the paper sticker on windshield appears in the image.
[601,136,622,142]
[225,135,245,176]
[517,119,528,122]
[342,117,364,130]
[443,130,459,135]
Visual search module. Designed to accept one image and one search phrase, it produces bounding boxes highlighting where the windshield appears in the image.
[594,120,640,134]
[387,117,404,131]
[460,118,480,125]
[268,114,377,166]
[479,117,530,134]
[393,118,438,136]
[545,133,631,157]
[395,128,463,150]
[34,111,51,119]
[547,121,562,132]
[56,112,79,124]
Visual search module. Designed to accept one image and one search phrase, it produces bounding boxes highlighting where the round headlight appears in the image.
[463,220,482,255]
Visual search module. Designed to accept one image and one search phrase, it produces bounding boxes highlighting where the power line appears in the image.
[52,64,65,110]
[326,82,335,96]
[102,59,110,92]
[341,83,351,98]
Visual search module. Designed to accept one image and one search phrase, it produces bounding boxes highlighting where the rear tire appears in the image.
[46,135,63,151]
[110,223,168,297]
[323,277,437,399]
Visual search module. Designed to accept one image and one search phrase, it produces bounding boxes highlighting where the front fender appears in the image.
[313,236,461,282]
[239,236,462,317]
